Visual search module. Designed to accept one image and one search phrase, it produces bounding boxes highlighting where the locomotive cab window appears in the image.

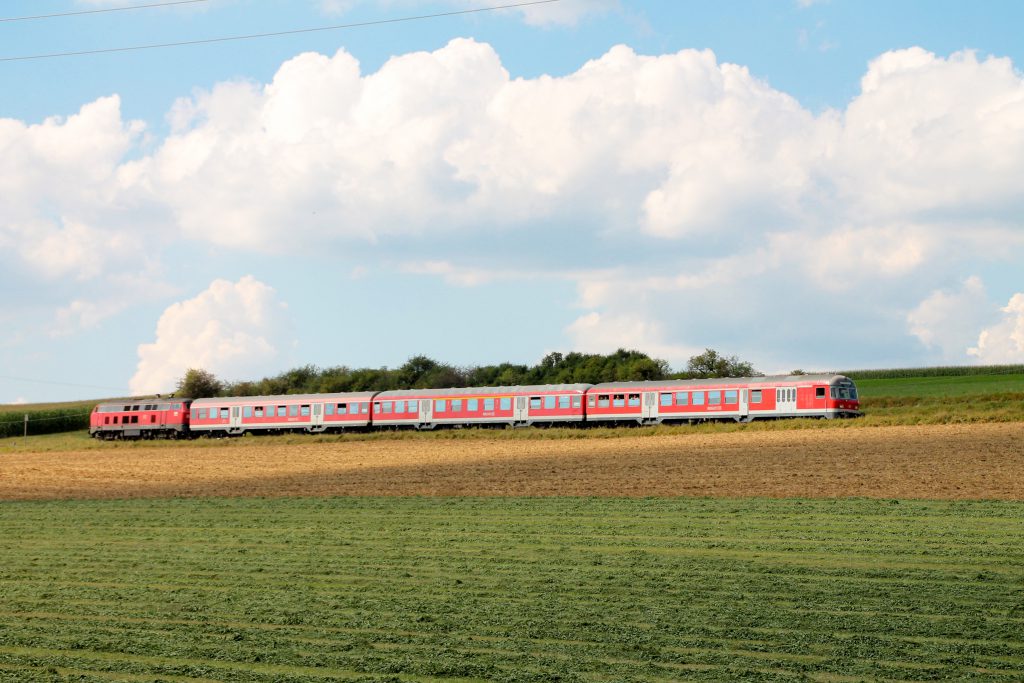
[816,387,826,398]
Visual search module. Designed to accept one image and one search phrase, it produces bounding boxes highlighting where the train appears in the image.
[89,374,862,439]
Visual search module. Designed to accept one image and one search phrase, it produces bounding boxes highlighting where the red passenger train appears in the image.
[91,374,861,439]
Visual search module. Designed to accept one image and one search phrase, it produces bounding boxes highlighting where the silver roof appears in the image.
[190,391,378,406]
[377,384,592,398]
[593,375,852,390]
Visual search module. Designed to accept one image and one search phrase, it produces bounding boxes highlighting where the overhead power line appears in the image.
[0,0,561,62]
[0,374,129,393]
[0,0,208,23]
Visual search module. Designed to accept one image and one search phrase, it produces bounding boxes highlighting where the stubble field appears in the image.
[1,422,1022,500]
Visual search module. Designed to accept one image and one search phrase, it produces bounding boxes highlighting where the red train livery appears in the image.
[89,400,190,439]
[91,374,861,438]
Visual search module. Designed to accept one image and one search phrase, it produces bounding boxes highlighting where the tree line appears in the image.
[176,348,760,399]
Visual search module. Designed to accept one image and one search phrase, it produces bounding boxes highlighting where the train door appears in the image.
[642,392,658,420]
[514,396,528,422]
[230,406,242,431]
[776,387,797,415]
[419,399,432,424]
[739,390,749,420]
[311,404,324,430]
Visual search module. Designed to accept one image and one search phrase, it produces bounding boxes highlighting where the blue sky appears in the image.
[2,0,1024,403]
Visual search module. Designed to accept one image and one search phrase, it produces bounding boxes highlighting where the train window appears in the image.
[692,392,705,406]
[544,396,556,409]
[300,405,311,416]
[660,393,672,407]
[558,395,570,409]
[382,402,392,414]
[588,396,596,407]
[572,396,581,408]
[499,397,511,410]
[435,400,446,413]
[243,406,253,418]
[676,392,688,406]
[484,398,495,411]
[468,398,479,411]
[336,403,347,415]
[285,405,296,417]
[321,404,331,416]
[104,417,110,425]
[113,416,120,424]
[530,397,541,409]
[221,408,229,419]
[131,415,140,424]
[124,405,131,411]
[198,409,207,419]
[628,394,640,407]
[274,406,283,417]
[253,406,263,417]
[447,399,457,412]
[725,390,738,404]
[150,415,157,423]
[598,395,610,408]
[816,387,825,398]
[709,391,721,405]
[613,394,625,408]
[751,390,762,403]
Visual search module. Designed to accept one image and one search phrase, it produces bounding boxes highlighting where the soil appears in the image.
[1,423,1022,501]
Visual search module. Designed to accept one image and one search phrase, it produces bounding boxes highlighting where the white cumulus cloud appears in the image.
[907,277,994,359]
[129,276,294,395]
[968,293,1024,363]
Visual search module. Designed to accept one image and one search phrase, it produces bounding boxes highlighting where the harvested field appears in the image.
[2,422,1022,500]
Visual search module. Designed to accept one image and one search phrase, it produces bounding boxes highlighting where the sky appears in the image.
[2,0,1024,404]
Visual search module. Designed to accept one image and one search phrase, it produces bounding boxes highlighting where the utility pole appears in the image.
[23,414,28,438]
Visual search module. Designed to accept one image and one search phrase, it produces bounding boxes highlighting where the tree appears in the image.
[176,368,223,399]
[683,349,759,379]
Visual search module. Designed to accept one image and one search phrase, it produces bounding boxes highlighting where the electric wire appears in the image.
[0,0,561,62]
[0,0,207,23]
[0,374,129,393]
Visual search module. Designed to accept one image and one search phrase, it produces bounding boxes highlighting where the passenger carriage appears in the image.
[373,384,593,429]
[587,375,861,425]
[189,392,376,435]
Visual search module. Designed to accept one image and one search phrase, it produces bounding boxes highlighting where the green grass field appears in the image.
[1,497,1022,682]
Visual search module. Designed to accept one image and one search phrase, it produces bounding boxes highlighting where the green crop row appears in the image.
[0,497,1022,681]
[838,364,1024,379]
[0,408,91,439]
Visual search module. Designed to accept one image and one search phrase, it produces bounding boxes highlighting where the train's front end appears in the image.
[829,376,862,418]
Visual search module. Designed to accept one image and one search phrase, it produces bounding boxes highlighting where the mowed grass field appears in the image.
[1,497,1023,682]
